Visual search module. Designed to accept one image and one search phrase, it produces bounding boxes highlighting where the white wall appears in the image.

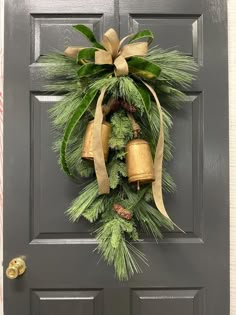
[0,1,235,314]
[228,0,236,313]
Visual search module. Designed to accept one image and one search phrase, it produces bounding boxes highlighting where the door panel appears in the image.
[31,15,105,62]
[132,289,204,315]
[166,93,203,234]
[30,95,90,240]
[31,290,103,315]
[127,15,203,62]
[4,0,229,314]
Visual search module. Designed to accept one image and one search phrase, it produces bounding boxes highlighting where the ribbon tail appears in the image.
[144,83,185,233]
[93,87,110,195]
[64,46,84,58]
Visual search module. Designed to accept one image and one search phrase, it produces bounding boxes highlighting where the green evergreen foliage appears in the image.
[66,180,99,222]
[147,47,198,88]
[138,103,173,161]
[96,217,148,280]
[109,110,133,150]
[91,77,146,113]
[43,26,197,280]
[107,160,127,189]
[82,196,106,222]
[49,91,83,128]
[40,53,80,80]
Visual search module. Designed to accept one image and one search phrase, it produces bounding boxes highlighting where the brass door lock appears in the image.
[6,257,26,279]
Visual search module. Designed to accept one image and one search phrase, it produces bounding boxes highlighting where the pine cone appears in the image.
[113,204,133,220]
[120,99,137,113]
[110,98,137,113]
[110,99,121,112]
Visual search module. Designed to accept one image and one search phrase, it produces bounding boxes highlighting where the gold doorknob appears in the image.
[6,257,26,279]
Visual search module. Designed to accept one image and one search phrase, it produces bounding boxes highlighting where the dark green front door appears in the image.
[4,0,229,314]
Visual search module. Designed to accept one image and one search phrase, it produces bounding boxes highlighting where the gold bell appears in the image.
[82,120,111,161]
[126,139,155,189]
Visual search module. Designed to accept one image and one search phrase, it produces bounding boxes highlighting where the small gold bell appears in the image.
[126,139,155,188]
[82,120,111,161]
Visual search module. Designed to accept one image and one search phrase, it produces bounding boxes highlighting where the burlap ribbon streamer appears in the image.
[64,46,84,58]
[144,83,170,220]
[92,87,110,194]
[144,83,185,231]
[65,29,175,225]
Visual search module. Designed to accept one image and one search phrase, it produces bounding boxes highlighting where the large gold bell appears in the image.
[126,139,155,186]
[82,120,111,161]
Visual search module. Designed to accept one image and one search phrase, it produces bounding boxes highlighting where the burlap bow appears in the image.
[95,28,148,76]
[65,28,148,76]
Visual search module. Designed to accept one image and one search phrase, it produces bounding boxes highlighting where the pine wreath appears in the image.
[41,25,198,280]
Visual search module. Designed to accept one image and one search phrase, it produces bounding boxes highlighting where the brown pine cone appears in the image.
[120,99,137,113]
[110,99,121,112]
[113,204,133,220]
[110,98,137,113]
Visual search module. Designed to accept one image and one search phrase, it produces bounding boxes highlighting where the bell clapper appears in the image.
[137,180,140,191]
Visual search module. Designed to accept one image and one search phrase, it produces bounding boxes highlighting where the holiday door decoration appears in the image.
[42,25,197,280]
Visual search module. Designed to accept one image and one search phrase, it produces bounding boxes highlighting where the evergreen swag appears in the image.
[41,25,198,280]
